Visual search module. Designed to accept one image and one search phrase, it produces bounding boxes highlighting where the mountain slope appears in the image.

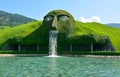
[0,21,120,51]
[107,23,120,28]
[0,10,36,26]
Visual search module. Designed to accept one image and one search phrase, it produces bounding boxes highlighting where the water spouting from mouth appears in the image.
[48,30,59,57]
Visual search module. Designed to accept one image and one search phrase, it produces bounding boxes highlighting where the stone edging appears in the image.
[81,55,120,58]
[0,54,120,58]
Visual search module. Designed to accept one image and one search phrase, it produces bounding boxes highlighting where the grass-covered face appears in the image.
[43,10,76,35]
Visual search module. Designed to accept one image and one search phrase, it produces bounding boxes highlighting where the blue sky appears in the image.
[0,0,120,23]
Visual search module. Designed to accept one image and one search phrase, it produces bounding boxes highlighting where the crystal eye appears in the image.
[59,16,68,21]
[45,16,53,21]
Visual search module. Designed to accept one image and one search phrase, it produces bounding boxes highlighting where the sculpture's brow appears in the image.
[46,14,55,16]
[47,14,69,16]
[57,14,69,17]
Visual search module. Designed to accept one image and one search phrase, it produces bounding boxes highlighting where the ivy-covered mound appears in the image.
[0,10,120,52]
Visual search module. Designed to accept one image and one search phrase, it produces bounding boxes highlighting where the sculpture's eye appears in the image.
[45,16,53,21]
[59,16,68,21]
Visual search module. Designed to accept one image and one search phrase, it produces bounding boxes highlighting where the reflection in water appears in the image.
[49,58,58,76]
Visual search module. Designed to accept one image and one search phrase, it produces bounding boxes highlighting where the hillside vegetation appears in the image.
[0,10,35,26]
[0,21,120,51]
[75,21,120,51]
[0,21,41,49]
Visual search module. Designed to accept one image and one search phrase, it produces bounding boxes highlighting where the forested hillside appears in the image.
[0,10,36,26]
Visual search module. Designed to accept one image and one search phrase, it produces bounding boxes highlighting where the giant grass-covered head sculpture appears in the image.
[42,10,76,36]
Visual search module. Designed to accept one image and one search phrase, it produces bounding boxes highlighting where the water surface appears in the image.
[0,57,120,77]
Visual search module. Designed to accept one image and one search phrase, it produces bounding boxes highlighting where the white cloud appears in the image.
[79,16,101,23]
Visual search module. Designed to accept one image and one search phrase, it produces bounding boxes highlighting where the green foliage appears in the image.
[0,21,41,49]
[58,51,120,56]
[67,34,109,44]
[74,21,120,51]
[0,10,35,26]
[58,33,110,45]
[0,50,48,54]
[0,20,120,52]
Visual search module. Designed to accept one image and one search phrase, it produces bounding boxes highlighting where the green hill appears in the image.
[0,21,120,51]
[0,10,35,26]
[75,21,120,51]
[0,21,41,48]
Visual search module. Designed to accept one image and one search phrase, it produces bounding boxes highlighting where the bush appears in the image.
[0,50,48,54]
[58,34,110,45]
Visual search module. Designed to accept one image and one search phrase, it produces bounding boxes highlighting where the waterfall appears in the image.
[49,30,58,57]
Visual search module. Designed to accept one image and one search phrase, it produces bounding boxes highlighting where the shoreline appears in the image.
[0,54,120,58]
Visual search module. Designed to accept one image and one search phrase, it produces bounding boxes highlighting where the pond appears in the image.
[0,56,120,77]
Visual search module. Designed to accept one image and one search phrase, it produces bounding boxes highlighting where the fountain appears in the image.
[48,30,59,57]
[45,10,75,57]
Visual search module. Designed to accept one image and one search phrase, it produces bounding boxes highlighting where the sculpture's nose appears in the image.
[52,16,57,28]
